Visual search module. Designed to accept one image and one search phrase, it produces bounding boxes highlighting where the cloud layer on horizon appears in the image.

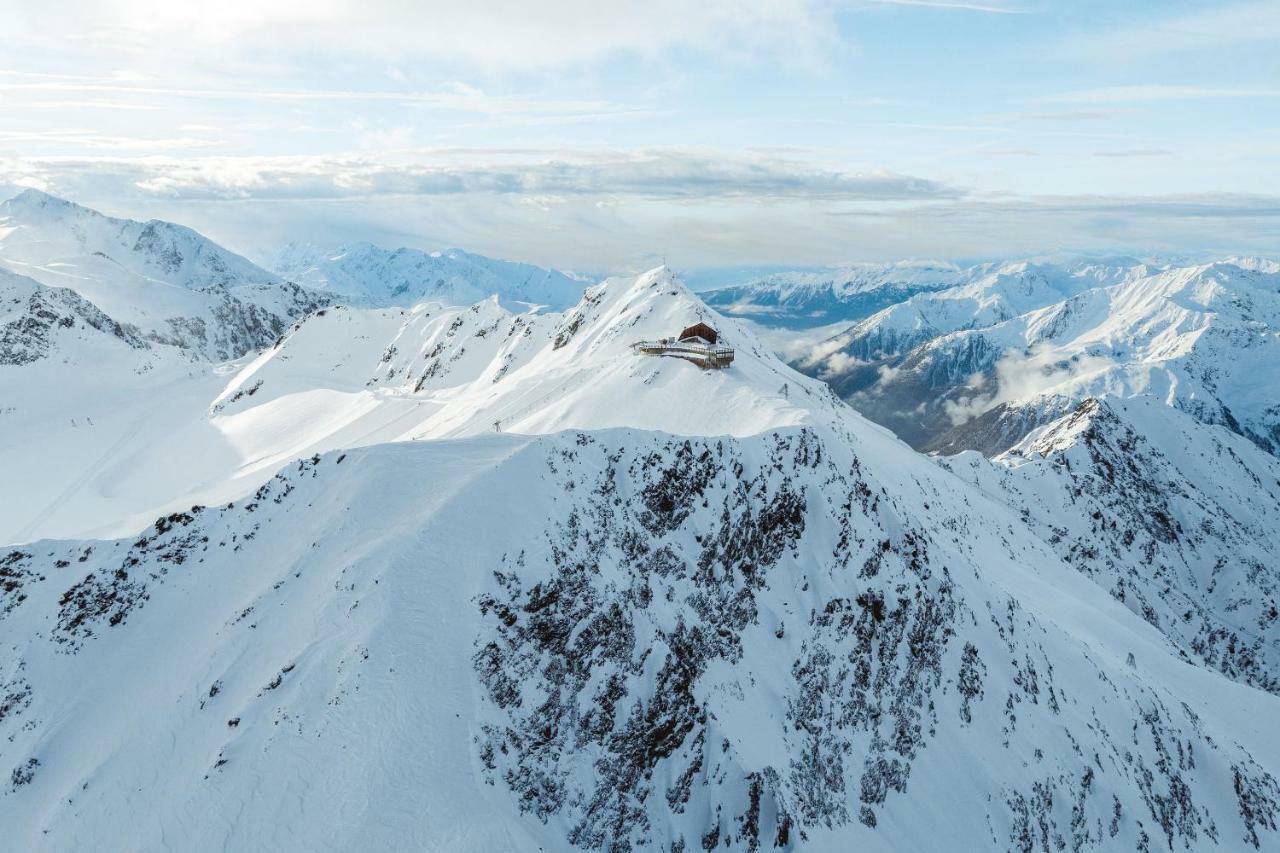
[2,0,1276,270]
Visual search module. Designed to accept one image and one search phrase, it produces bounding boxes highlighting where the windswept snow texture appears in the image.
[0,190,329,360]
[778,257,1280,456]
[271,241,588,310]
[5,423,1280,852]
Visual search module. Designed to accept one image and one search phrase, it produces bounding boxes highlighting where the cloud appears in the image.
[1011,110,1123,122]
[4,158,1278,270]
[877,363,903,382]
[0,150,965,203]
[0,129,222,150]
[820,351,864,376]
[1061,1,1280,59]
[947,194,1280,220]
[1092,149,1170,159]
[2,0,842,72]
[1038,85,1280,104]
[0,78,648,122]
[863,0,1027,12]
[943,344,1115,425]
[980,148,1039,158]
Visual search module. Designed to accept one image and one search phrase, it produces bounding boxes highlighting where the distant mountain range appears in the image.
[0,189,327,361]
[269,241,587,311]
[701,261,969,328]
[713,256,1280,458]
[0,190,591,362]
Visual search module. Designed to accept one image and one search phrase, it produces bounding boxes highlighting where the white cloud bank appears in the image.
[0,150,964,203]
[943,344,1115,426]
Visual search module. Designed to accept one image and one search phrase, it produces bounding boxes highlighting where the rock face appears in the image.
[0,190,330,360]
[943,396,1280,694]
[0,268,148,367]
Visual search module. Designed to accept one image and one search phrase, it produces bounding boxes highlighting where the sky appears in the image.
[1,0,1278,272]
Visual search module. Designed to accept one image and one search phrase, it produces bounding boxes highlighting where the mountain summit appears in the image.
[270,240,587,311]
[0,190,327,360]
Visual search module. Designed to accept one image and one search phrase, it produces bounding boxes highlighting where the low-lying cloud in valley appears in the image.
[943,344,1116,426]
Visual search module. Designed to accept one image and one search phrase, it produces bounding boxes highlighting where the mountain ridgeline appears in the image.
[708,256,1280,459]
[2,192,1280,852]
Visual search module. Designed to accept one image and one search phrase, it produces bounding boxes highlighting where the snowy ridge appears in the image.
[270,241,587,311]
[0,190,330,360]
[805,258,1157,365]
[0,189,278,292]
[943,395,1280,693]
[802,259,1280,455]
[5,414,1280,850]
[0,267,849,544]
[702,261,967,329]
[215,267,837,440]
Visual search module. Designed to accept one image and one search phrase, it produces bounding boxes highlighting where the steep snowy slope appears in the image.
[215,267,829,438]
[0,265,238,546]
[4,413,1280,850]
[802,258,1156,368]
[812,261,1280,454]
[0,268,843,544]
[271,241,586,310]
[942,396,1280,693]
[0,190,330,359]
[701,261,966,329]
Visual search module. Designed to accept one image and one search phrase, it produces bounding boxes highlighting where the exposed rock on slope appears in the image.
[4,425,1280,851]
[0,268,149,367]
[0,190,330,360]
[805,260,1280,456]
[943,396,1280,693]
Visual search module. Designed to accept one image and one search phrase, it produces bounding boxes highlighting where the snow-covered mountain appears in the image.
[270,240,587,311]
[0,268,831,544]
[1,266,151,368]
[805,258,1157,363]
[701,261,968,329]
[797,258,1280,455]
[6,222,1280,853]
[942,396,1280,693]
[5,273,1280,850]
[0,190,330,360]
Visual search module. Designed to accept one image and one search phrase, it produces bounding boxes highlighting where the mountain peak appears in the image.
[270,239,586,310]
[1,187,91,218]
